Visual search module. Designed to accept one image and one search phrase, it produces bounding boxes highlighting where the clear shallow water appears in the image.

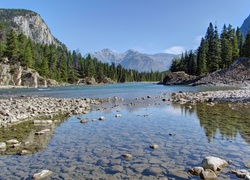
[0,83,250,179]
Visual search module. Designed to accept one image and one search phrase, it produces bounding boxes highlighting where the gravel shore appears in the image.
[0,97,101,127]
[170,89,250,104]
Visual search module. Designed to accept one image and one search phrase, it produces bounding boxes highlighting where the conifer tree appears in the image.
[236,27,245,56]
[196,38,208,75]
[206,23,221,72]
[4,29,19,63]
[220,37,232,68]
[242,31,250,58]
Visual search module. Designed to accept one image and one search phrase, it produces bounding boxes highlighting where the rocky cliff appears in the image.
[0,9,62,46]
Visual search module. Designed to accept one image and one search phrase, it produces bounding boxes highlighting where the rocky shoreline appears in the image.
[0,97,102,127]
[168,88,250,104]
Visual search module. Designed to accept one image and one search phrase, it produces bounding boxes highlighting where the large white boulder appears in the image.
[202,156,228,172]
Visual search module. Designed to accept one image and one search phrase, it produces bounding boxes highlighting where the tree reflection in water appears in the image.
[0,115,66,155]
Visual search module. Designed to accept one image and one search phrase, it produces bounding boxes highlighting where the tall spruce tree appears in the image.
[196,38,208,75]
[206,23,221,72]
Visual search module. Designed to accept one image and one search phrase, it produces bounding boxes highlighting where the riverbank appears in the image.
[0,97,103,127]
[169,88,250,104]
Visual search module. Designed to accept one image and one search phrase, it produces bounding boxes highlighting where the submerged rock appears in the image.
[99,116,105,120]
[122,154,132,159]
[115,114,122,118]
[149,144,159,149]
[200,169,217,179]
[80,119,88,124]
[188,166,204,176]
[32,169,52,179]
[230,169,250,178]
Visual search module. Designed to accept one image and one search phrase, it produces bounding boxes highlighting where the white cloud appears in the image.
[164,46,186,54]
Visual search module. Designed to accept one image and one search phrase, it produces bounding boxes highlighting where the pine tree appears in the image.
[220,38,232,68]
[197,38,208,75]
[242,31,250,58]
[4,29,19,63]
[236,27,245,56]
[206,23,221,72]
[187,50,197,75]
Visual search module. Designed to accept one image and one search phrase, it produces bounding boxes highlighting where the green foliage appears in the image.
[4,29,19,63]
[242,31,250,58]
[170,22,247,76]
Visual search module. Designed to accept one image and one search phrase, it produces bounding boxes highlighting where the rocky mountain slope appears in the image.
[0,9,62,46]
[87,49,180,72]
[240,14,250,37]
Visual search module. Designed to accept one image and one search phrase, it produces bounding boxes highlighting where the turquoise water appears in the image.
[0,83,249,179]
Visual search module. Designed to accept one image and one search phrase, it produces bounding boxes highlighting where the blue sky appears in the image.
[1,0,250,55]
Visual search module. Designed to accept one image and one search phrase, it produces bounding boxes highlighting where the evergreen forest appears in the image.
[170,23,250,76]
[0,22,164,84]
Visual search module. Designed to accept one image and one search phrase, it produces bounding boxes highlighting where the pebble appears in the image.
[122,154,132,159]
[6,139,19,144]
[149,144,159,149]
[99,116,105,120]
[115,114,122,118]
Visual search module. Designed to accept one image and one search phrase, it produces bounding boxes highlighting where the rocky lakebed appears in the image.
[0,86,250,179]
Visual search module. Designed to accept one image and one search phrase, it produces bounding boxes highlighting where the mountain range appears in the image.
[86,49,180,72]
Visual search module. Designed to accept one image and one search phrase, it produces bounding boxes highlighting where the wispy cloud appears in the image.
[164,46,186,54]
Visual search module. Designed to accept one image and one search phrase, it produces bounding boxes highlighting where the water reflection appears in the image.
[0,117,66,155]
[196,103,250,143]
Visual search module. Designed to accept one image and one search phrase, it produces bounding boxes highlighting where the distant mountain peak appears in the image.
[86,49,180,72]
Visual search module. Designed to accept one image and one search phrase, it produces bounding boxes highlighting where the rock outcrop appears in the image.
[0,62,59,88]
[161,71,197,85]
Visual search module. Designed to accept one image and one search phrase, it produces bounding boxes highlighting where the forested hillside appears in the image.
[170,23,249,76]
[0,20,165,84]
